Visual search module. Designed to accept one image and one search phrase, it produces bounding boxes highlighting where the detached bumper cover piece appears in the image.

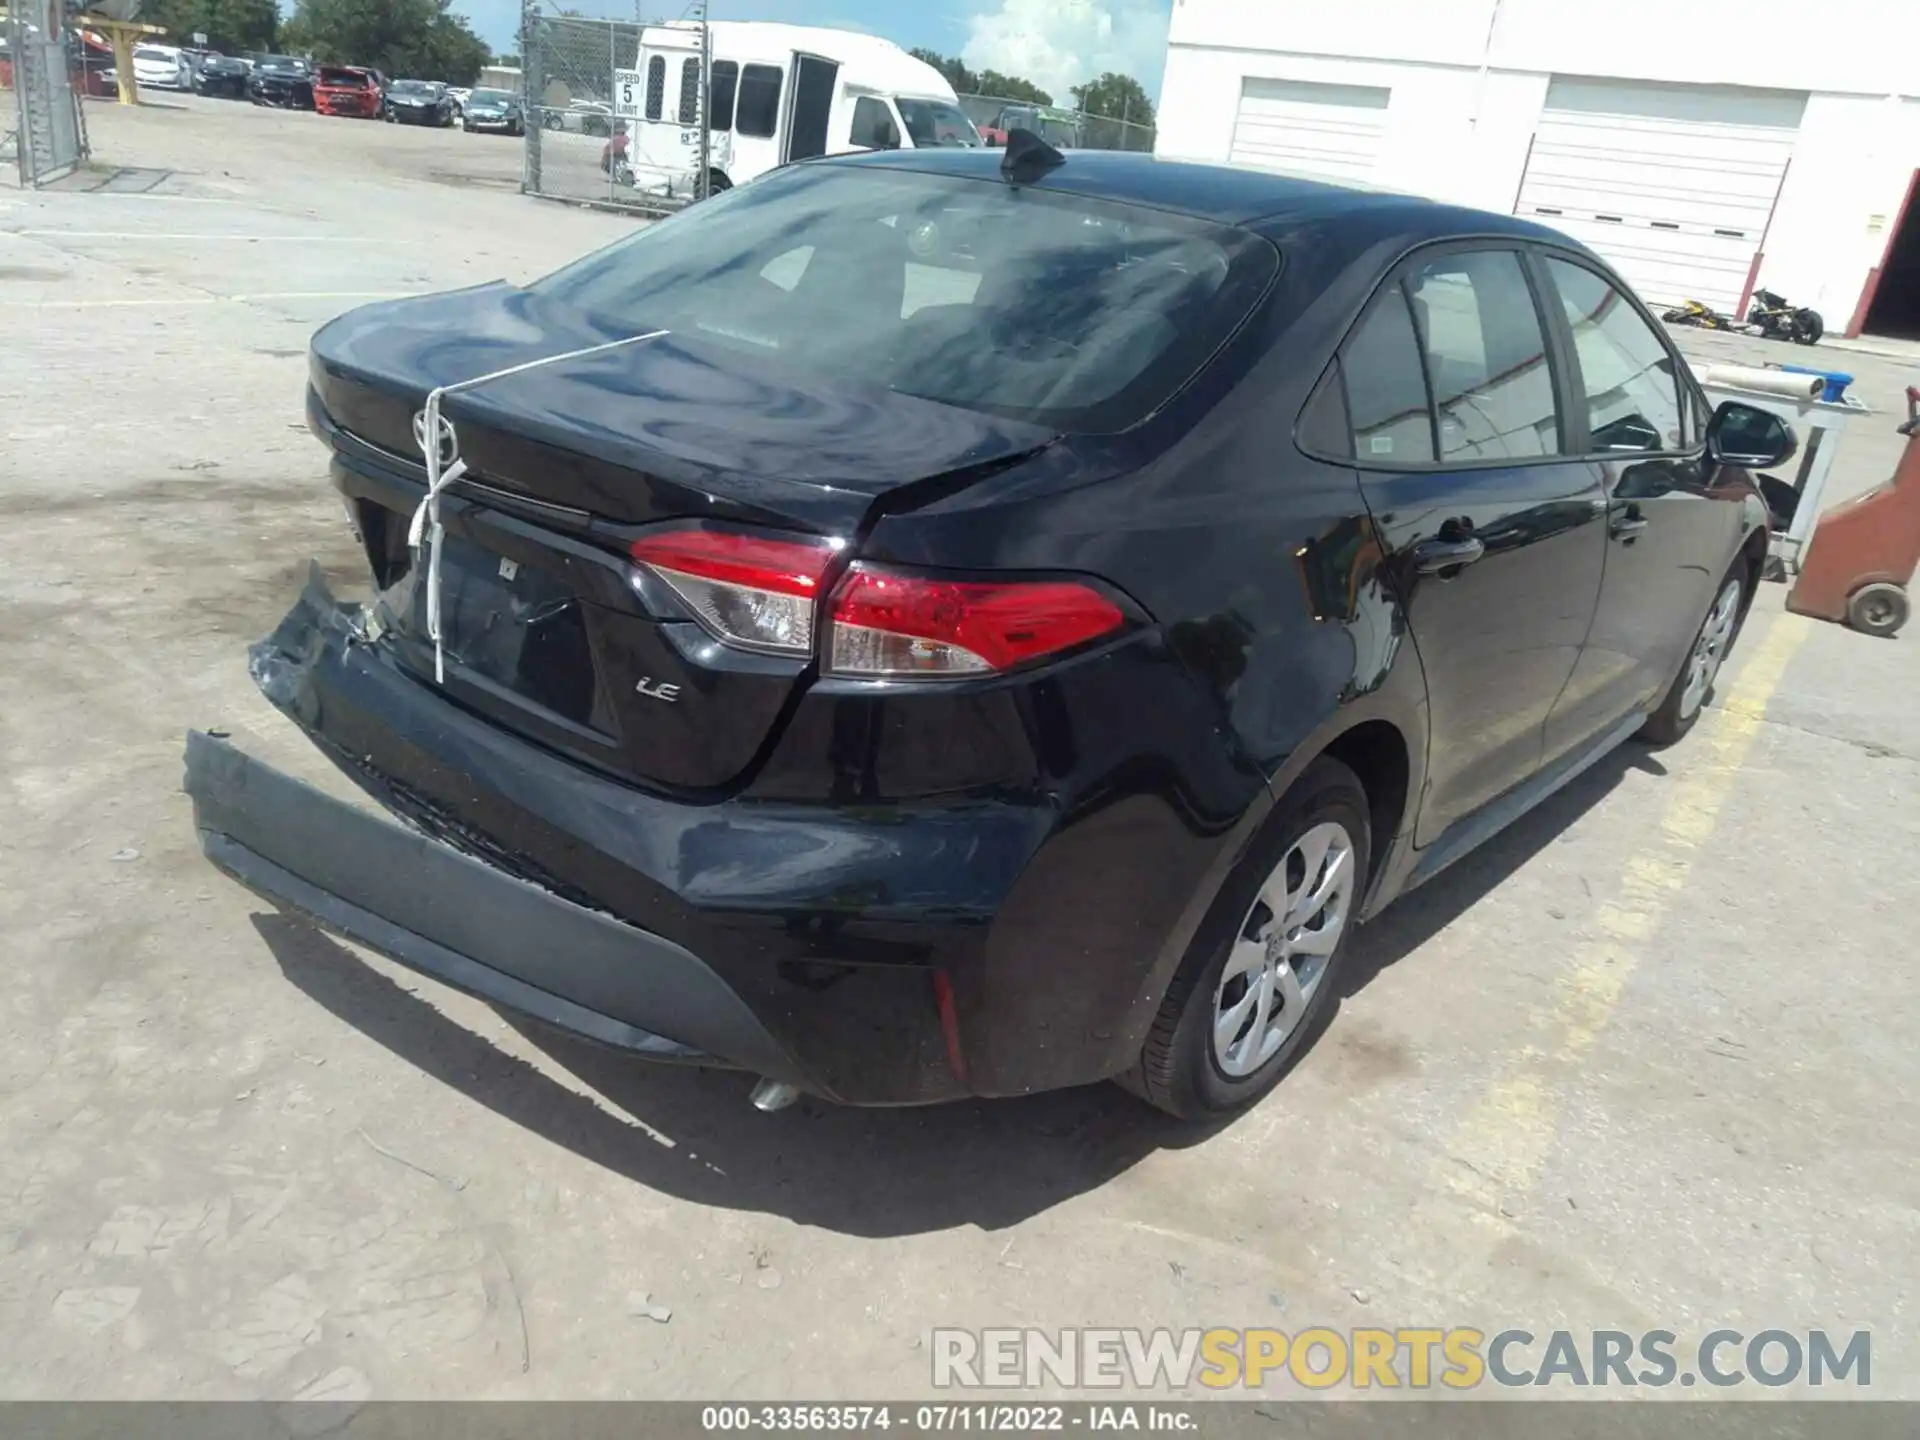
[183,728,808,1086]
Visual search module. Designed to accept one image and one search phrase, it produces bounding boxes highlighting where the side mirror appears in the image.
[1707,401,1798,470]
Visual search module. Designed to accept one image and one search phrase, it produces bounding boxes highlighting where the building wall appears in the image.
[1159,0,1920,326]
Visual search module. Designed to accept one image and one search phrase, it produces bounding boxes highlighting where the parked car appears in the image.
[314,65,385,119]
[542,98,612,135]
[194,55,252,99]
[459,87,524,136]
[384,78,455,126]
[447,85,472,115]
[132,43,192,90]
[978,103,1081,149]
[248,55,314,109]
[185,149,1787,1120]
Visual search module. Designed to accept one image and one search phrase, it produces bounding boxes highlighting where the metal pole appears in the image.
[522,0,543,194]
[609,16,618,202]
[696,0,711,201]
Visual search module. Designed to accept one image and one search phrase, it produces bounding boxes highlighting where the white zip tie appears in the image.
[406,329,669,683]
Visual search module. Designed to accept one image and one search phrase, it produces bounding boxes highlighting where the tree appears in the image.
[140,0,278,54]
[279,0,490,84]
[1070,72,1155,130]
[976,69,1050,106]
[907,48,1052,105]
[908,48,975,96]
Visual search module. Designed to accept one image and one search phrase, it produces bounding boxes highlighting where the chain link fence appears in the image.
[3,6,88,186]
[956,93,1155,154]
[521,8,704,216]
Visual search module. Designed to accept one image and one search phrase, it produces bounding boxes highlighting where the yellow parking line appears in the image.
[1436,611,1808,1215]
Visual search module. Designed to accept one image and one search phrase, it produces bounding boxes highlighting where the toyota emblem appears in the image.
[412,409,460,469]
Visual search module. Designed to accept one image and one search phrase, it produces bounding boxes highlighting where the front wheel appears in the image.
[1792,309,1824,345]
[1639,561,1749,746]
[1127,757,1370,1120]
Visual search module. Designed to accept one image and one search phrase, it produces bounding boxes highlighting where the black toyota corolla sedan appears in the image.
[185,141,1791,1119]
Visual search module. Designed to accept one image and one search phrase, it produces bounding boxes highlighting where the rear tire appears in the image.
[1128,758,1371,1120]
[1792,309,1824,345]
[1639,557,1750,746]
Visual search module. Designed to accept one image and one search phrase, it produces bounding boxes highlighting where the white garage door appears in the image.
[1515,78,1806,315]
[1229,78,1390,186]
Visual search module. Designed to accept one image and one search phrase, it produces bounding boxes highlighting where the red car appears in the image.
[314,66,385,119]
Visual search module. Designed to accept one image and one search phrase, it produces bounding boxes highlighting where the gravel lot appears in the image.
[2,93,1917,1404]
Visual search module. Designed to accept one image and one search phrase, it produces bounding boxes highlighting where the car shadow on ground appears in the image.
[253,741,1666,1238]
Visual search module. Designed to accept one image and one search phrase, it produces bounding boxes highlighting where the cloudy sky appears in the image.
[453,0,1174,100]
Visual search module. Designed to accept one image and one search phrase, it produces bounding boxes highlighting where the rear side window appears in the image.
[1343,287,1436,465]
[531,164,1279,434]
[679,58,700,126]
[1405,250,1561,462]
[709,61,738,131]
[645,55,665,121]
[1544,257,1686,454]
[736,64,783,138]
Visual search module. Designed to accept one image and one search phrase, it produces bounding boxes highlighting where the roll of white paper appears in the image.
[1699,364,1826,399]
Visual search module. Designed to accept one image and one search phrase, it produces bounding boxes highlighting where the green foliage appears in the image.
[976,69,1051,106]
[1069,72,1155,129]
[907,47,1051,107]
[138,0,278,54]
[907,47,974,94]
[279,0,491,84]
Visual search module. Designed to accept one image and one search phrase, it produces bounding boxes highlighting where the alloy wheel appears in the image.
[1211,820,1355,1078]
[1680,578,1743,719]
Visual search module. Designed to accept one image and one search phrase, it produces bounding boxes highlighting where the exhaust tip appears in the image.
[750,1079,801,1113]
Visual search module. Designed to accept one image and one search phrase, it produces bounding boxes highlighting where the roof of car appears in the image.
[826,148,1572,243]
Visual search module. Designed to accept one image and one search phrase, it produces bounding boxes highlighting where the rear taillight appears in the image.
[630,530,838,656]
[826,564,1125,677]
[631,530,1126,676]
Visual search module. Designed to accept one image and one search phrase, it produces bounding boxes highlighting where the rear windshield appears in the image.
[470,89,516,104]
[530,164,1277,434]
[318,68,367,85]
[390,80,438,95]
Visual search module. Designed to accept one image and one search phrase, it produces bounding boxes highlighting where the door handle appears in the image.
[1610,514,1650,540]
[1412,537,1486,574]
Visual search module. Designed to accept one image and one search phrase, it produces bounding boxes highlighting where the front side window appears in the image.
[1343,287,1436,465]
[645,55,665,121]
[709,60,738,131]
[1405,250,1561,462]
[1545,257,1685,455]
[736,63,783,138]
[531,164,1278,434]
[849,96,897,149]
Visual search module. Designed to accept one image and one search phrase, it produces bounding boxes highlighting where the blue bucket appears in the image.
[1779,365,1853,403]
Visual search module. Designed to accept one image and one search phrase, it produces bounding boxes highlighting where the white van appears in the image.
[612,21,982,198]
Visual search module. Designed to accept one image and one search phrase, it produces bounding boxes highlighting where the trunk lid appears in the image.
[310,283,1058,794]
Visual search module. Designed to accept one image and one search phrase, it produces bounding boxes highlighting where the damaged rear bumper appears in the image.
[181,567,1033,1104]
[185,728,807,1085]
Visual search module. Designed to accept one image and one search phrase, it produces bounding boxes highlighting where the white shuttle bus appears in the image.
[612,21,982,199]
